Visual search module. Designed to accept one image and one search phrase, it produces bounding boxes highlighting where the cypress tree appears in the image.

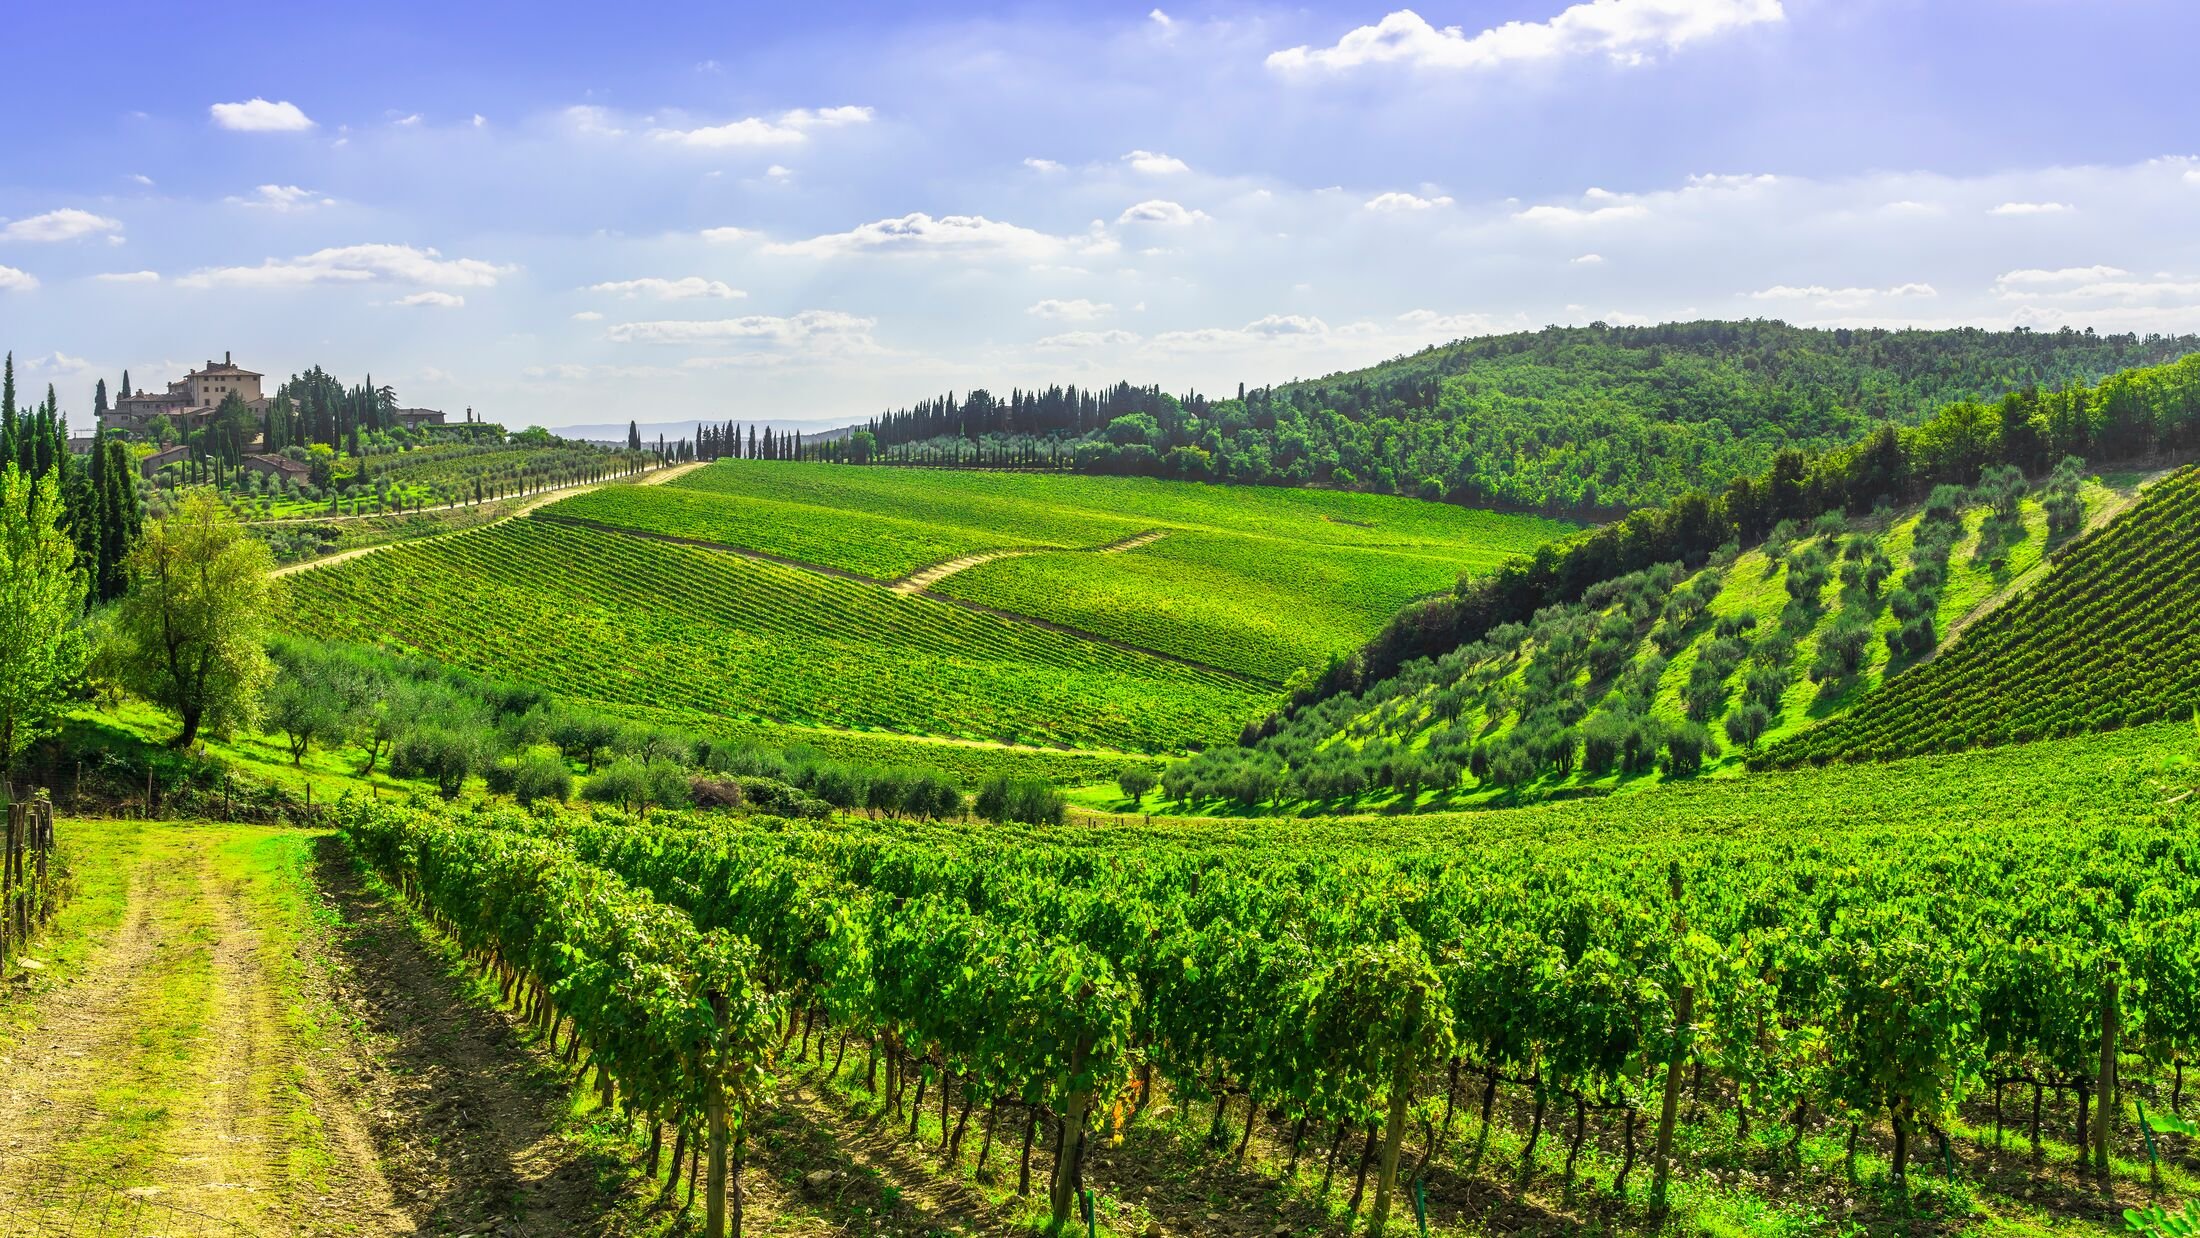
[1,352,15,469]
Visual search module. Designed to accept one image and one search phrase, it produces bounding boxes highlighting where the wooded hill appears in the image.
[863,321,2198,512]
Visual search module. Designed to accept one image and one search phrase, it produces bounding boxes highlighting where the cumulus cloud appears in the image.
[1990,201,2075,216]
[606,309,877,349]
[564,105,627,137]
[228,184,335,211]
[129,173,154,187]
[572,310,605,321]
[1365,191,1453,212]
[587,276,745,300]
[1514,202,1648,224]
[1994,265,2129,287]
[1572,253,1605,264]
[0,265,36,292]
[1,209,123,243]
[1036,329,1141,349]
[1028,298,1114,321]
[210,98,315,131]
[649,104,872,149]
[1024,158,1066,173]
[394,291,465,308]
[1117,199,1208,225]
[1125,150,1189,175]
[699,226,757,244]
[767,212,1076,259]
[94,270,160,283]
[176,243,512,289]
[1268,0,1784,74]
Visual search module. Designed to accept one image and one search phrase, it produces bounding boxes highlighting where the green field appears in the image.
[281,516,1268,755]
[550,461,1574,681]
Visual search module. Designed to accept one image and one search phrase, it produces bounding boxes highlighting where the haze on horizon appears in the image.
[3,0,2197,430]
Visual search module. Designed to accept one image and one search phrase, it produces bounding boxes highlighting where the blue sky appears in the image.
[3,0,2197,430]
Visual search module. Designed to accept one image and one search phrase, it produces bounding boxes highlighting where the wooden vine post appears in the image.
[1650,862,1694,1219]
[2095,960,2120,1177]
[707,990,732,1238]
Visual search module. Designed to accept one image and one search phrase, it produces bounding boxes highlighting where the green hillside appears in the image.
[866,320,2199,511]
[1768,462,2200,766]
[545,461,1573,682]
[1154,460,2124,813]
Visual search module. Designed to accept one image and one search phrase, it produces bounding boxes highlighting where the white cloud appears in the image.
[1153,314,1332,351]
[1149,9,1174,28]
[699,226,757,244]
[1514,202,1648,224]
[209,98,315,132]
[1,208,123,243]
[1125,149,1189,175]
[94,270,160,283]
[394,113,423,127]
[394,290,465,308]
[1746,282,1937,309]
[0,266,36,292]
[1994,265,2129,287]
[1995,276,2200,306]
[588,276,745,300]
[177,243,512,289]
[564,105,627,138]
[229,184,335,211]
[1880,200,1942,216]
[1686,171,1779,190]
[1036,329,1141,349]
[1989,201,2075,216]
[572,310,605,321]
[649,105,873,149]
[129,173,154,187]
[1365,191,1454,212]
[1117,199,1208,225]
[472,113,488,128]
[1028,298,1113,321]
[1572,253,1605,264]
[762,164,794,182]
[1268,0,1784,74]
[768,212,1074,259]
[606,309,877,347]
[1024,158,1066,174]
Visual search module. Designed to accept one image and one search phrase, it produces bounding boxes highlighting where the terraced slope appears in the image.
[1767,463,2200,766]
[281,517,1264,754]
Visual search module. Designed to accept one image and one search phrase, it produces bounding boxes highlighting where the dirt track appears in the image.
[273,460,702,578]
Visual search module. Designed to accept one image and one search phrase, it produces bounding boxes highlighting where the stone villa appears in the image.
[104,353,268,437]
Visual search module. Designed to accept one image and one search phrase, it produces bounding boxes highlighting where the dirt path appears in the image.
[273,461,703,578]
[0,828,410,1236]
[890,529,1169,594]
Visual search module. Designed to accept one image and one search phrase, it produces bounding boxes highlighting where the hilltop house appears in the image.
[104,352,267,437]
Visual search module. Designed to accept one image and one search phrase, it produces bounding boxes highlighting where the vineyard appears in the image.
[1163,468,2117,811]
[280,517,1267,754]
[553,461,1572,683]
[335,717,2200,1236]
[1768,463,2200,766]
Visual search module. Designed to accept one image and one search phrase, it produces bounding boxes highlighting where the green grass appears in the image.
[283,516,1269,754]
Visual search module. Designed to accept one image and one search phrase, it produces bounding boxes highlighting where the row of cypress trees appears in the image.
[0,353,142,603]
